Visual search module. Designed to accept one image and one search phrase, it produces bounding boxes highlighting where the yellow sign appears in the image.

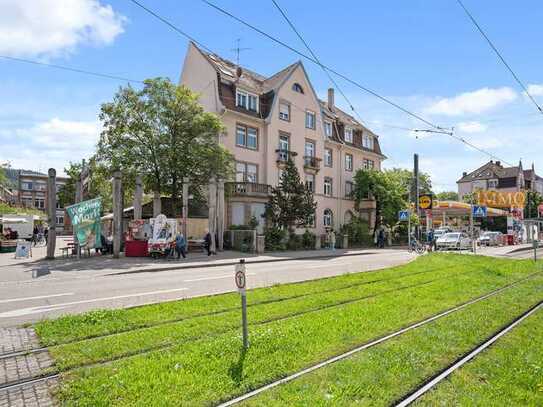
[419,194,433,210]
[476,190,526,208]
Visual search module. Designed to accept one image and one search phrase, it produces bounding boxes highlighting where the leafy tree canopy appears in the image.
[265,159,316,232]
[525,191,543,219]
[96,78,233,214]
[436,191,459,201]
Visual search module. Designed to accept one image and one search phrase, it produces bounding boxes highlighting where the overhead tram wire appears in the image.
[456,0,543,115]
[270,0,369,128]
[128,0,512,165]
[0,55,144,84]
[199,0,447,132]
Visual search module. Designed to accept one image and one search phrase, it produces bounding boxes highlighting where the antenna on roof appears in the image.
[230,38,251,66]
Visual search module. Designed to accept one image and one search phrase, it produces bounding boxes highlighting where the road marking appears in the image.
[0,293,74,304]
[0,288,188,318]
[184,273,256,282]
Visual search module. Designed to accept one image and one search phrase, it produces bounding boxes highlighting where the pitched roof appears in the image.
[457,161,529,183]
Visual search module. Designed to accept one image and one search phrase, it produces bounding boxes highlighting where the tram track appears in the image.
[393,299,543,406]
[1,270,540,397]
[1,263,456,358]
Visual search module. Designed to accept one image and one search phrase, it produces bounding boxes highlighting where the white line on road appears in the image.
[184,273,256,282]
[0,287,188,318]
[0,293,74,304]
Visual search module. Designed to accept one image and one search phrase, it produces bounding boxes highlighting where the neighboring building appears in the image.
[180,42,385,234]
[457,160,543,200]
[4,169,69,232]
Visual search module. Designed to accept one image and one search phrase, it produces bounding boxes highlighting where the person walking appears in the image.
[44,227,49,245]
[203,229,212,256]
[378,227,385,249]
[32,226,39,246]
[175,232,187,259]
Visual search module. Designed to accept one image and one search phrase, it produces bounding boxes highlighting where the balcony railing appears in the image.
[226,182,272,197]
[276,149,297,163]
[303,156,322,171]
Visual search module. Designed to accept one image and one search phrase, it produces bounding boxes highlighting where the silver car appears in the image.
[436,232,472,250]
[478,231,503,246]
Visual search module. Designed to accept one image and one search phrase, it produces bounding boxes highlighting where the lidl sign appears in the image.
[476,190,526,208]
[419,194,433,210]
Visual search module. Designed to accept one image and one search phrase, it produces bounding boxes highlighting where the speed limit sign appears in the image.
[235,261,246,293]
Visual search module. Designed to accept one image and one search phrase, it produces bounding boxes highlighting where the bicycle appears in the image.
[408,235,427,255]
[32,233,47,247]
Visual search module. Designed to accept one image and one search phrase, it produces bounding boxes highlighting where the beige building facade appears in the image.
[181,42,385,235]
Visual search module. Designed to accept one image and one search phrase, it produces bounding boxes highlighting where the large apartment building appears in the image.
[457,160,543,200]
[181,42,385,234]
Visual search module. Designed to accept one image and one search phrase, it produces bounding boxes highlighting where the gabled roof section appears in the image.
[457,161,524,183]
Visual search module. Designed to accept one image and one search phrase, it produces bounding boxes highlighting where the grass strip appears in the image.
[47,262,480,370]
[53,258,540,405]
[414,302,543,406]
[240,270,543,406]
[36,254,464,345]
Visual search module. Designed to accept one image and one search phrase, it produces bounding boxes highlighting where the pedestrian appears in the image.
[378,227,385,248]
[32,225,39,246]
[175,232,187,259]
[203,229,212,256]
[44,227,49,245]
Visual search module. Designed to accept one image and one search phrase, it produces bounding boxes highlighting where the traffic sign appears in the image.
[419,194,433,210]
[235,268,246,292]
[472,205,487,218]
[235,259,249,349]
[398,210,410,221]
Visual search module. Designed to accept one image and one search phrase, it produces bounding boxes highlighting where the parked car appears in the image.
[433,227,453,241]
[478,231,503,246]
[436,232,472,250]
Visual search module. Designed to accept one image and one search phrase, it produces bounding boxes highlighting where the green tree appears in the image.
[436,191,459,201]
[353,169,406,230]
[0,164,8,187]
[386,168,433,199]
[265,159,316,232]
[525,191,543,219]
[97,78,233,215]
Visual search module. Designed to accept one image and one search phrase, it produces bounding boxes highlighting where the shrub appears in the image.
[264,226,287,251]
[286,233,303,251]
[301,229,316,250]
[341,217,372,247]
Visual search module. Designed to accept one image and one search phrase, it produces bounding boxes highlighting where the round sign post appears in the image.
[235,259,249,349]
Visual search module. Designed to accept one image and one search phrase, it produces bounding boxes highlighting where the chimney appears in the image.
[327,88,335,110]
[496,161,501,167]
[462,172,467,177]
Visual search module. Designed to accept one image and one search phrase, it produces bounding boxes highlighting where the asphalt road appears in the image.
[0,250,414,327]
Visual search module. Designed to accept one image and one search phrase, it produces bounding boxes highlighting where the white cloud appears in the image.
[0,0,126,58]
[456,121,488,133]
[0,118,101,174]
[425,87,517,116]
[527,84,543,96]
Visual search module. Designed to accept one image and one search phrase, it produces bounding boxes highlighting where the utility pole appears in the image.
[414,154,420,239]
[46,168,57,260]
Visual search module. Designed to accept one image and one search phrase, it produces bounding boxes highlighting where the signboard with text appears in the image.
[66,198,102,249]
[419,194,433,210]
[476,190,526,208]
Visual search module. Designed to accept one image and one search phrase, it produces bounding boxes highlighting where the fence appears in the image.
[224,229,257,252]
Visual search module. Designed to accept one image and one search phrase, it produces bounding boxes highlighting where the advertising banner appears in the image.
[66,198,102,249]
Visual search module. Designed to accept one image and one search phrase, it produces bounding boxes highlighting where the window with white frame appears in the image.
[279,102,290,121]
[34,198,45,209]
[324,177,333,196]
[236,89,258,112]
[344,127,353,143]
[305,174,315,192]
[56,216,64,225]
[305,110,316,129]
[345,181,354,198]
[236,162,258,183]
[236,124,258,150]
[324,121,332,138]
[363,159,375,170]
[488,179,498,189]
[363,133,374,150]
[345,153,353,171]
[323,209,333,227]
[324,148,333,167]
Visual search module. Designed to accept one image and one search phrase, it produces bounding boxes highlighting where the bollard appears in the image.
[32,265,50,279]
[235,259,248,349]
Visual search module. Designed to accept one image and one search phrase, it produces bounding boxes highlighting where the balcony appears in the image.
[303,156,322,173]
[226,182,272,198]
[276,149,297,165]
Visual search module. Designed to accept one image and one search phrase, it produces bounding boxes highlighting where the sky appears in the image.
[1,0,543,192]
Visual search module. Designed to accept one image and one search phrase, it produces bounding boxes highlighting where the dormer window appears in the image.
[324,121,332,138]
[292,83,304,94]
[344,127,353,143]
[236,89,258,112]
[363,133,374,150]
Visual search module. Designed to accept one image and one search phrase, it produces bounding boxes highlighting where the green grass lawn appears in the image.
[414,303,543,406]
[36,254,541,406]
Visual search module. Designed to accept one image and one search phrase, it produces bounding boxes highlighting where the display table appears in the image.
[125,240,148,257]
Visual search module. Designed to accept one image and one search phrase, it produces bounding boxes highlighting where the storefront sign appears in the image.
[66,198,102,249]
[476,190,526,208]
[419,194,433,210]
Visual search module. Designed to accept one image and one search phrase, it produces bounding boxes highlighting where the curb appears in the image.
[105,251,378,276]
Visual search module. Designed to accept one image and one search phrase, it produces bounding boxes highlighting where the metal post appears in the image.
[133,175,143,220]
[217,178,225,251]
[534,239,538,262]
[75,179,82,259]
[414,154,420,239]
[46,168,57,259]
[235,259,248,349]
[208,177,217,254]
[112,170,122,259]
[470,204,476,254]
